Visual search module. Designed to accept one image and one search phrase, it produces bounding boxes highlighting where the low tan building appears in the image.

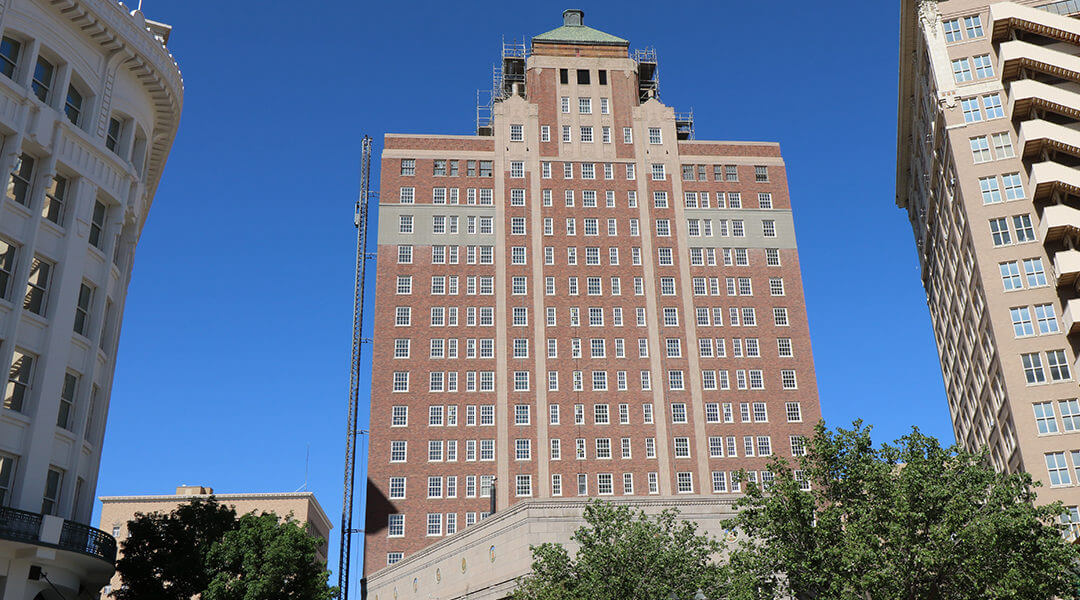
[97,485,333,598]
[365,496,740,600]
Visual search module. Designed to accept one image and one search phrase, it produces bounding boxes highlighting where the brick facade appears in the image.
[365,12,822,574]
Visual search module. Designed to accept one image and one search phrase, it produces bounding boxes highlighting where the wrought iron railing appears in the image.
[0,505,42,543]
[0,506,116,563]
[59,519,117,563]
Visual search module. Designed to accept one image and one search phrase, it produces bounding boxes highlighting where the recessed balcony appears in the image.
[998,40,1080,85]
[1018,119,1080,161]
[1030,161,1080,202]
[1062,298,1080,334]
[1054,248,1080,288]
[991,2,1080,44]
[1008,79,1080,123]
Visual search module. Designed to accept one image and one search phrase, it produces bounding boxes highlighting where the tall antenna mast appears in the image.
[339,134,374,600]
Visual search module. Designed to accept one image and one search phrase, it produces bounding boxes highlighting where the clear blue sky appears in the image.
[93,0,945,589]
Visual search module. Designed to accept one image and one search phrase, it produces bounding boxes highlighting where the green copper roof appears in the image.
[533,10,628,45]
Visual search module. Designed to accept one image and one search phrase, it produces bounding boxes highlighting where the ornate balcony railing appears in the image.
[59,519,117,564]
[0,506,116,564]
[0,506,43,543]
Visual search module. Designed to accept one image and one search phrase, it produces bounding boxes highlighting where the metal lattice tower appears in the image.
[339,134,374,600]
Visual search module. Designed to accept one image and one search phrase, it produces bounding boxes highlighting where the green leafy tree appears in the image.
[203,512,336,600]
[725,421,1080,600]
[114,497,238,600]
[513,500,726,600]
[114,497,335,600]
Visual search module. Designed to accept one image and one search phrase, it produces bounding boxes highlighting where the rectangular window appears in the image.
[983,94,1004,119]
[973,54,994,79]
[965,15,983,38]
[677,472,693,493]
[23,257,52,316]
[1000,261,1023,291]
[674,437,690,458]
[970,136,992,163]
[1059,399,1080,432]
[1046,452,1072,486]
[56,372,78,430]
[1048,349,1071,381]
[989,217,1011,246]
[42,467,63,515]
[6,154,35,207]
[427,513,443,536]
[0,36,19,80]
[952,58,972,83]
[1002,173,1024,200]
[1024,258,1046,287]
[1033,304,1059,335]
[1034,401,1059,434]
[1022,352,1047,384]
[516,474,532,497]
[943,18,963,42]
[961,98,983,123]
[992,133,1014,159]
[1013,214,1035,242]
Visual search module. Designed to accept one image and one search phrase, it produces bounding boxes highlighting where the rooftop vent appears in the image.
[563,9,584,26]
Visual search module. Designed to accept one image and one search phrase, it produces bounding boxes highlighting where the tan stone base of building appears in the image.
[366,496,741,600]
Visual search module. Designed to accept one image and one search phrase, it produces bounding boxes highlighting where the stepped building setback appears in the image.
[0,0,183,597]
[898,0,1080,529]
[365,10,823,599]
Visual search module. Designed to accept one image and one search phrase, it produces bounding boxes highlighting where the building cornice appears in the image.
[680,140,781,147]
[47,0,184,203]
[98,492,333,531]
[384,133,485,140]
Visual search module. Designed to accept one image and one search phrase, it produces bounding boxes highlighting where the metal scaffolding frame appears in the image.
[339,134,374,600]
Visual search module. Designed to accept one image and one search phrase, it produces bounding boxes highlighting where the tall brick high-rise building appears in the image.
[365,8,823,580]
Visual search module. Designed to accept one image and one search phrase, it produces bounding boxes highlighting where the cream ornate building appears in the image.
[898,0,1080,525]
[0,0,182,597]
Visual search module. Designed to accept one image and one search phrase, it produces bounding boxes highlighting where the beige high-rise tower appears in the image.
[897,0,1080,526]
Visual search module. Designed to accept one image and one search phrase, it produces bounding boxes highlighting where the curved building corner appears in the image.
[0,0,183,597]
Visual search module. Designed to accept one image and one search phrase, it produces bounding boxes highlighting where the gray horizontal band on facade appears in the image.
[683,208,797,249]
[378,203,497,246]
[675,156,786,167]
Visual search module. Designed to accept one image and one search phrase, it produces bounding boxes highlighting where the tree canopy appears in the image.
[114,497,237,600]
[515,422,1080,600]
[513,501,726,600]
[113,497,335,600]
[727,422,1080,600]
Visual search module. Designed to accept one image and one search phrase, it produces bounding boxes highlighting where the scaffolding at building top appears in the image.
[477,39,528,136]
